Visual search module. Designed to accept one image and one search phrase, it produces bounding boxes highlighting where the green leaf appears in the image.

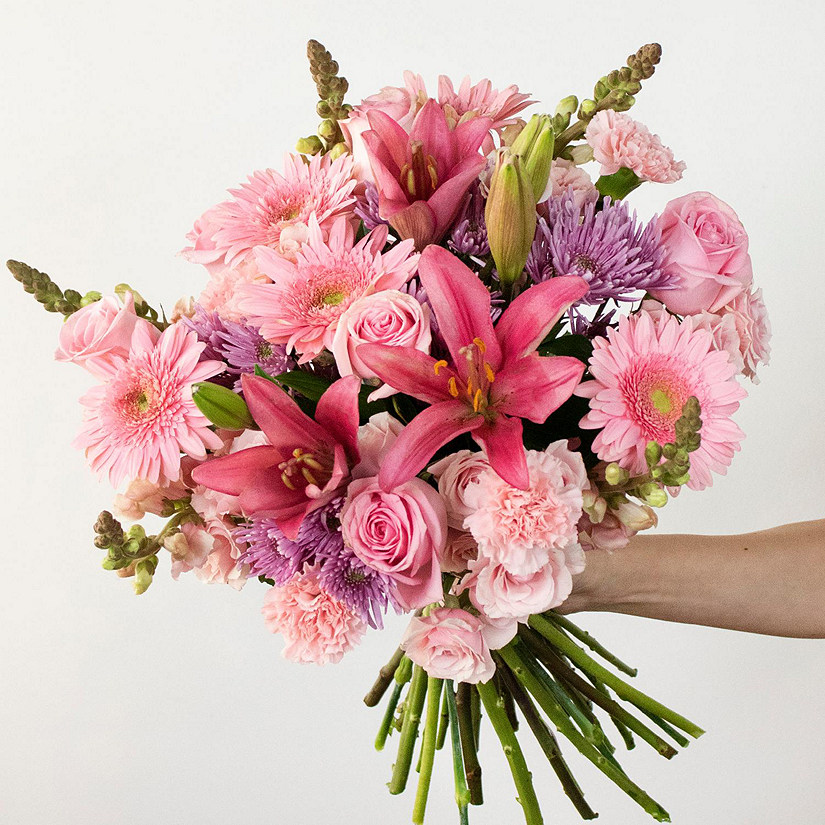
[192,382,256,430]
[596,167,643,201]
[267,368,332,401]
[538,333,593,364]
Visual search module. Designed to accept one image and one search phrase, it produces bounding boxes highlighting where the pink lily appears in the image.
[357,246,588,491]
[362,99,492,250]
[191,374,361,539]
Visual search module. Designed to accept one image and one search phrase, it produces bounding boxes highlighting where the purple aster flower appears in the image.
[448,183,489,257]
[233,518,308,584]
[569,306,618,339]
[528,191,673,307]
[181,305,229,363]
[355,182,389,231]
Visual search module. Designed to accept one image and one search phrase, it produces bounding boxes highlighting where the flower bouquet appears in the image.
[8,39,770,824]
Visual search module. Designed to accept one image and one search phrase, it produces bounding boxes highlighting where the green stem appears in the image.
[496,660,598,820]
[445,681,472,822]
[499,642,672,822]
[640,710,690,749]
[413,678,443,824]
[470,684,481,748]
[375,682,403,752]
[547,612,638,677]
[456,683,483,805]
[436,687,450,751]
[529,615,704,739]
[477,679,545,825]
[389,665,428,795]
[364,646,404,707]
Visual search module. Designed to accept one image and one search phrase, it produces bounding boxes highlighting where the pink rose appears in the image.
[333,290,431,399]
[428,450,491,530]
[439,528,479,574]
[649,192,753,315]
[341,476,447,610]
[353,412,405,479]
[55,293,157,378]
[400,607,495,683]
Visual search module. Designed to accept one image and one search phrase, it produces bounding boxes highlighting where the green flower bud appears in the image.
[328,142,349,160]
[192,382,256,430]
[645,441,662,467]
[133,556,157,596]
[684,432,702,453]
[511,114,555,202]
[395,655,413,685]
[317,118,338,142]
[555,95,578,118]
[79,290,102,307]
[579,98,597,119]
[484,149,537,296]
[296,135,324,156]
[567,144,595,165]
[661,443,677,460]
[604,462,629,486]
[639,482,668,508]
[114,283,147,310]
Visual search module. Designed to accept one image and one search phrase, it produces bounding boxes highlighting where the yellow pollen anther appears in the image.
[473,388,483,412]
[467,378,474,396]
[292,447,304,458]
[303,457,324,472]
[473,337,487,354]
[484,362,495,383]
[281,471,297,490]
[301,467,318,486]
[433,359,448,376]
[448,377,459,398]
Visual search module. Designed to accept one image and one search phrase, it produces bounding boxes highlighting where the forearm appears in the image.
[563,519,825,638]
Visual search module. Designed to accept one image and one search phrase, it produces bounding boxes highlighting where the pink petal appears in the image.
[473,416,529,490]
[427,154,487,239]
[409,99,456,172]
[388,200,437,249]
[492,355,585,423]
[315,375,361,465]
[417,246,502,370]
[378,399,483,491]
[357,343,456,404]
[365,109,410,172]
[191,445,282,495]
[495,275,589,362]
[453,116,494,159]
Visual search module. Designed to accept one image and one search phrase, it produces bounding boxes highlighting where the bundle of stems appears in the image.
[364,610,703,824]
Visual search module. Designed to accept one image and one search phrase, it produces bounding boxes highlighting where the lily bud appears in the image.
[511,114,555,201]
[192,382,256,430]
[485,149,537,295]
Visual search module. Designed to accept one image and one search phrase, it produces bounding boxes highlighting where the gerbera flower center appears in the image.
[434,337,497,417]
[622,355,692,443]
[261,192,305,227]
[117,376,162,423]
[400,140,439,202]
[279,447,333,493]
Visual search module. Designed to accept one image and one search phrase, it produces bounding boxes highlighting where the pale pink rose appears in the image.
[541,158,598,208]
[55,293,158,379]
[401,607,495,683]
[464,543,585,621]
[198,259,272,323]
[332,291,431,399]
[353,412,405,479]
[341,476,447,610]
[648,192,753,315]
[428,450,491,530]
[261,565,366,664]
[180,204,227,276]
[439,529,479,574]
[113,477,187,521]
[463,442,587,576]
[585,110,685,184]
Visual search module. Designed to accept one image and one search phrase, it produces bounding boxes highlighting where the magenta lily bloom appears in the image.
[191,373,361,539]
[357,246,589,491]
[362,99,492,250]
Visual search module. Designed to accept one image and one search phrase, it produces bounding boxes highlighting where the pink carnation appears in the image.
[400,607,495,684]
[721,288,771,383]
[74,323,224,486]
[585,110,685,184]
[542,158,598,208]
[191,519,249,590]
[462,442,587,577]
[198,260,272,323]
[238,217,418,363]
[576,311,747,490]
[261,566,366,664]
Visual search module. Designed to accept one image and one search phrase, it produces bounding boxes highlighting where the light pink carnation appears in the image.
[542,158,598,208]
[353,412,405,479]
[332,290,431,398]
[585,110,685,184]
[198,260,272,323]
[462,442,587,576]
[261,566,366,664]
[401,607,495,683]
[74,323,224,486]
[238,217,418,363]
[428,450,491,531]
[183,153,358,267]
[576,311,747,490]
[340,476,447,610]
[55,293,157,379]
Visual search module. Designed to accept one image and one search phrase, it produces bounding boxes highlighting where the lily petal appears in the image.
[473,416,529,490]
[495,275,589,362]
[378,399,484,491]
[365,109,410,172]
[418,246,502,371]
[491,354,585,423]
[409,99,457,174]
[357,343,456,404]
[426,154,487,240]
[191,445,282,495]
[315,375,361,465]
[388,200,437,249]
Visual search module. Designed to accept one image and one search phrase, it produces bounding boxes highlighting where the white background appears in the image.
[1,1,824,823]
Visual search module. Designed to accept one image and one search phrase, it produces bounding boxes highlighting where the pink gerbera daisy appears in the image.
[576,311,746,490]
[237,216,418,362]
[74,323,224,486]
[189,153,358,267]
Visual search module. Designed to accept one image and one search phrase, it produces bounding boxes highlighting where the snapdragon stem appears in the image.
[389,665,428,795]
[436,688,450,751]
[496,659,598,820]
[499,641,672,822]
[365,646,404,707]
[546,612,638,677]
[445,681,472,823]
[375,682,403,751]
[413,678,443,824]
[476,679,545,825]
[456,682,483,805]
[528,615,704,739]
